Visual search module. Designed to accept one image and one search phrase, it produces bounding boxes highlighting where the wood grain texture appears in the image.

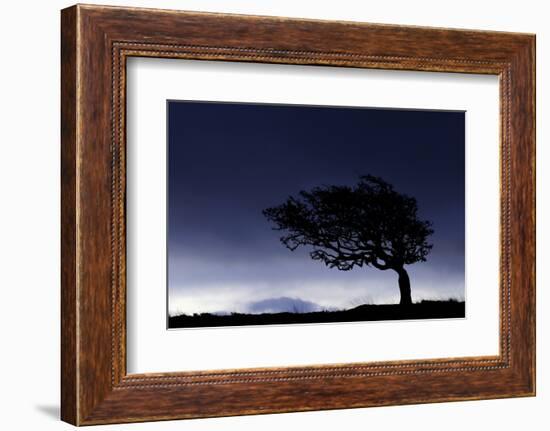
[60,4,535,425]
[60,5,78,425]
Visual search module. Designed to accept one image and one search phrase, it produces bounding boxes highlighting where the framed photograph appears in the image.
[165,100,466,329]
[61,4,535,425]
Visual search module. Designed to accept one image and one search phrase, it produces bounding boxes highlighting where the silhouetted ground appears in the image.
[169,300,465,328]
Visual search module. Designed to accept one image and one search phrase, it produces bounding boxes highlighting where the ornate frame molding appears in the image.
[61,5,535,425]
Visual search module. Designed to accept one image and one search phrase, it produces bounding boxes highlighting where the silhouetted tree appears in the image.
[262,175,434,305]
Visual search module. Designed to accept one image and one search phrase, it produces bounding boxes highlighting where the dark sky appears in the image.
[167,101,465,315]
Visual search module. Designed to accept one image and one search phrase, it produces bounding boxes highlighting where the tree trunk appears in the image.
[396,267,412,306]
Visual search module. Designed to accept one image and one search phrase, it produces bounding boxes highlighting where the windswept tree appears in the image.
[262,175,434,305]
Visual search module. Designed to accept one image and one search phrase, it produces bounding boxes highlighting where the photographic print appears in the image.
[167,101,465,329]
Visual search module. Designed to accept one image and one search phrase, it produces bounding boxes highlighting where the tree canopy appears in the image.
[263,175,434,304]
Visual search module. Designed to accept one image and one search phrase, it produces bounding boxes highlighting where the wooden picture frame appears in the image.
[61,4,535,425]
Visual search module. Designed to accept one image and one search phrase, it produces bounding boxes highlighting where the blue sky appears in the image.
[167,101,465,316]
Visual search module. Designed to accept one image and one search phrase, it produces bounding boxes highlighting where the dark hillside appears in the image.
[169,300,465,329]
